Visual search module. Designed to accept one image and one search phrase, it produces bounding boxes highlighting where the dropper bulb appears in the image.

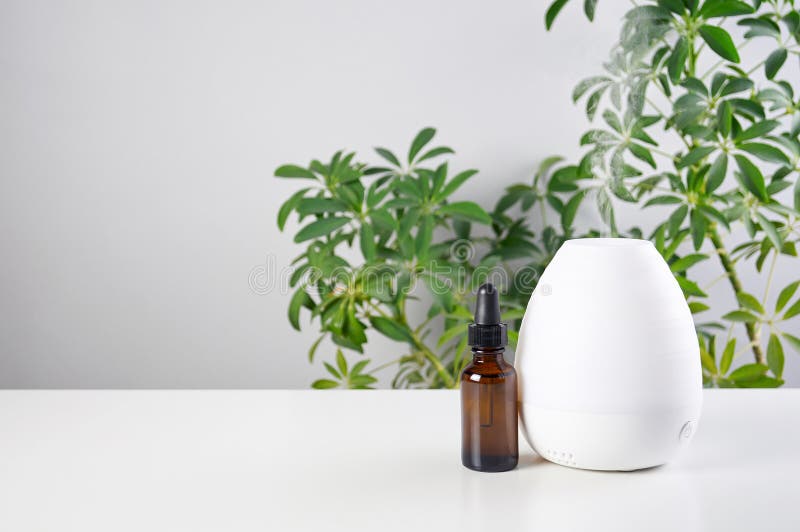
[474,283,501,325]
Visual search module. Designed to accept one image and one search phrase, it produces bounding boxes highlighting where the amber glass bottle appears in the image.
[461,283,518,472]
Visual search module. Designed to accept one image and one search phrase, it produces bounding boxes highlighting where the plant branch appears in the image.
[762,252,778,308]
[412,335,455,388]
[708,227,765,364]
[370,357,403,374]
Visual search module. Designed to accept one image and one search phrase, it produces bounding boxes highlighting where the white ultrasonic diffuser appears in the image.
[516,238,702,471]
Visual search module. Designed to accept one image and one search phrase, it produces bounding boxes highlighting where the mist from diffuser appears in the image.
[515,238,702,471]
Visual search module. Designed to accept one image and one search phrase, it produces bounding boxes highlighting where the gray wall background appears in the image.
[1,0,798,388]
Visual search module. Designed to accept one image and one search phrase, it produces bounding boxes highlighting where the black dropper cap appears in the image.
[468,283,508,348]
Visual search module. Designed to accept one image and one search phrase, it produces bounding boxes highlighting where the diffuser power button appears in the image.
[679,421,694,440]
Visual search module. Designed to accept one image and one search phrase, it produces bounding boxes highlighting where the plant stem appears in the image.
[650,85,693,149]
[704,271,731,291]
[367,301,391,318]
[539,199,547,228]
[648,145,677,160]
[412,334,455,388]
[372,299,455,388]
[708,227,765,364]
[762,253,778,307]
[370,357,403,373]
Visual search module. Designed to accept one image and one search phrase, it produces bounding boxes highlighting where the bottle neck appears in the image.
[471,346,506,363]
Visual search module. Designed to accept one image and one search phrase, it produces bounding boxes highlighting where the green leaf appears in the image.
[350,359,370,376]
[729,98,765,121]
[776,281,800,313]
[734,120,780,143]
[659,0,685,14]
[584,0,597,20]
[360,223,376,261]
[698,205,730,231]
[678,146,716,168]
[408,128,436,163]
[348,374,377,388]
[297,197,349,216]
[416,146,454,164]
[700,345,717,374]
[437,201,492,224]
[644,195,683,207]
[625,5,672,21]
[308,334,325,363]
[676,275,707,297]
[717,100,732,137]
[596,188,615,228]
[628,143,656,168]
[336,349,348,377]
[755,212,782,251]
[630,127,658,146]
[383,198,417,210]
[783,333,800,353]
[699,0,754,18]
[737,143,790,165]
[294,216,351,243]
[738,17,781,39]
[681,77,708,96]
[438,323,467,348]
[277,188,309,231]
[722,310,759,322]
[784,10,800,34]
[545,0,570,30]
[670,253,708,272]
[436,169,478,200]
[370,208,396,231]
[289,288,314,330]
[736,292,764,315]
[765,48,787,80]
[369,316,414,343]
[706,153,728,193]
[581,129,618,145]
[603,110,623,133]
[422,276,453,316]
[668,37,689,83]
[729,363,768,382]
[668,204,689,236]
[415,215,433,258]
[572,76,611,102]
[783,298,800,321]
[586,87,606,120]
[767,334,784,378]
[767,180,793,196]
[690,208,707,250]
[698,25,740,63]
[609,178,636,202]
[311,379,339,389]
[796,176,800,213]
[720,338,736,375]
[720,77,753,97]
[561,190,587,232]
[733,155,768,200]
[375,147,401,167]
[735,376,784,388]
[323,360,342,379]
[275,164,317,180]
[689,301,710,314]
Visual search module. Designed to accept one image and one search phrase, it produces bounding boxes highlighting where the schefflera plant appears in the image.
[274,129,544,389]
[543,0,800,386]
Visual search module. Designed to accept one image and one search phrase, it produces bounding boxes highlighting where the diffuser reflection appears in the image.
[458,455,701,532]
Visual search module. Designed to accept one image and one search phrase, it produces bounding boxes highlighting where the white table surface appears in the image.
[0,389,797,532]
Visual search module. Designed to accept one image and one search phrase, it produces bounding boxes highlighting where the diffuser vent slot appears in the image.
[543,448,577,467]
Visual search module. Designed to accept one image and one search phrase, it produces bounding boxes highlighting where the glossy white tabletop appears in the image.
[0,389,797,531]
